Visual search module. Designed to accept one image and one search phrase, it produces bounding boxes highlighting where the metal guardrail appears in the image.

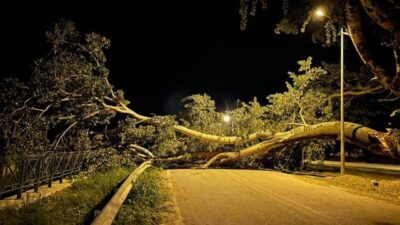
[310,160,400,174]
[0,151,90,199]
[91,160,153,225]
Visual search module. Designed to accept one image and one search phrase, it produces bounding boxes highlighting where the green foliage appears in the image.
[230,98,268,138]
[179,94,225,152]
[85,147,137,172]
[266,57,332,132]
[113,168,169,225]
[0,20,133,171]
[116,116,185,157]
[0,167,131,225]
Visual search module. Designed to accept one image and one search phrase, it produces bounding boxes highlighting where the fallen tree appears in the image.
[100,59,400,169]
[201,121,400,168]
[102,96,400,168]
[3,20,399,172]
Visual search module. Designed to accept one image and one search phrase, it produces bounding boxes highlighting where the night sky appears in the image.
[0,1,358,115]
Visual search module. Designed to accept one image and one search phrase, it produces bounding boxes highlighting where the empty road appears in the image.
[164,169,400,225]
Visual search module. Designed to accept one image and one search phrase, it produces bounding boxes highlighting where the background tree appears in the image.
[240,0,400,99]
[0,21,132,170]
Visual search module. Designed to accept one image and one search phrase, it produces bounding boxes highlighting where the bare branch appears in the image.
[129,144,155,158]
[295,101,308,125]
[327,85,384,107]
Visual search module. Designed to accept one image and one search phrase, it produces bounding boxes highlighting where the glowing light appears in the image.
[223,114,231,123]
[315,9,325,18]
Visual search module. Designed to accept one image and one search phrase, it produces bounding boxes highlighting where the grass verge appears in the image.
[113,168,169,225]
[299,169,400,204]
[0,167,131,225]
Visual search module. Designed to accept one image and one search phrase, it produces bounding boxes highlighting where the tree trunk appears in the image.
[359,0,400,90]
[103,102,400,169]
[201,121,400,168]
[345,0,398,93]
[359,0,398,32]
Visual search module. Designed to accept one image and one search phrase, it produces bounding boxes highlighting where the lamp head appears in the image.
[314,8,325,18]
[223,114,231,123]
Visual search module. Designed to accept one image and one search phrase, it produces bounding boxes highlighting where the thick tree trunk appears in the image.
[359,0,398,32]
[359,0,400,90]
[345,0,396,93]
[201,121,400,168]
[103,102,400,169]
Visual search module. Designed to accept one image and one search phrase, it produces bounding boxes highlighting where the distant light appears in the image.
[315,9,325,18]
[223,114,231,123]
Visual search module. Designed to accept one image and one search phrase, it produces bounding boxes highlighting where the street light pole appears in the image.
[340,27,345,175]
[315,8,346,175]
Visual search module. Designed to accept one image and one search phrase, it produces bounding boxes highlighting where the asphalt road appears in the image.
[165,169,400,225]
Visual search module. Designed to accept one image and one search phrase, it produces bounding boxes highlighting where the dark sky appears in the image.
[0,1,354,115]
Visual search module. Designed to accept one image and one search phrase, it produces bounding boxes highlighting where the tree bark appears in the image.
[345,0,399,94]
[359,0,400,90]
[201,121,400,168]
[359,0,398,32]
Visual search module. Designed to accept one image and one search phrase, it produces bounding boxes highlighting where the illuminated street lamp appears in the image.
[314,8,347,175]
[315,9,325,18]
[223,113,235,135]
[223,114,231,123]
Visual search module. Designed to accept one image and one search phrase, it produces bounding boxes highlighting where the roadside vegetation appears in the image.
[0,167,131,225]
[113,168,169,225]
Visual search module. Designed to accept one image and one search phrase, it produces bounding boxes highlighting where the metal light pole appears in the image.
[340,27,345,175]
[315,8,346,175]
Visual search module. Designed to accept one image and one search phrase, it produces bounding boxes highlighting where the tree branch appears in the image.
[129,144,155,158]
[52,110,102,151]
[103,101,273,145]
[295,101,308,125]
[327,85,384,107]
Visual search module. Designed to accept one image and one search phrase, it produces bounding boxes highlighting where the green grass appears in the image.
[0,167,132,225]
[299,168,400,204]
[113,168,169,225]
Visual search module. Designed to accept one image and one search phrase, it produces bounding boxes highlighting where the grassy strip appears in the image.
[113,168,169,225]
[300,169,400,204]
[0,167,132,225]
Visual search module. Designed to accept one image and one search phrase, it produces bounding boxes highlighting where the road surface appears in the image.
[164,169,400,225]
